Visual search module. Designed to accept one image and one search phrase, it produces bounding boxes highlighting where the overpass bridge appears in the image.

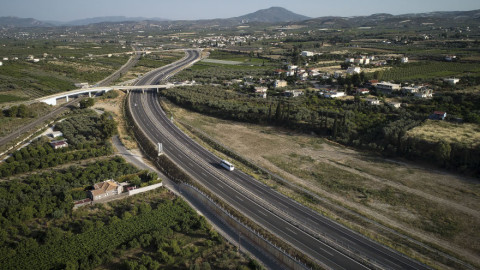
[37,84,175,105]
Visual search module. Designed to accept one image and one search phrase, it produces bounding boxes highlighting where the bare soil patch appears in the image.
[93,91,138,150]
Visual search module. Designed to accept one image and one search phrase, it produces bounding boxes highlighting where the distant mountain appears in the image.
[235,7,310,23]
[2,8,479,30]
[302,9,480,28]
[0,16,52,28]
[61,16,169,26]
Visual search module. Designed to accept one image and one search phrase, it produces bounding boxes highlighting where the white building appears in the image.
[365,98,380,105]
[345,58,355,63]
[287,65,298,71]
[284,90,304,97]
[49,131,63,138]
[356,88,370,95]
[274,80,288,88]
[444,78,460,85]
[346,66,361,75]
[401,57,409,64]
[0,61,2,66]
[376,82,401,93]
[388,102,402,109]
[414,89,433,99]
[50,140,68,150]
[75,82,90,89]
[354,58,364,65]
[301,51,314,57]
[324,92,345,98]
[334,71,344,78]
[445,55,456,62]
[254,87,268,98]
[299,72,309,80]
[88,180,123,201]
[402,86,419,94]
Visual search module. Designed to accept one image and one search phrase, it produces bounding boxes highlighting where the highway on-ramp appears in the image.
[129,49,429,270]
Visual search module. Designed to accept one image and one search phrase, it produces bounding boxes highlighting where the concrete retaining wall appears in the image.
[128,182,163,196]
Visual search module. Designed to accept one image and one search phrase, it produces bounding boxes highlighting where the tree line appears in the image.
[162,85,480,176]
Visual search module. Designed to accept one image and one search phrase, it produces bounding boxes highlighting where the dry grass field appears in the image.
[161,99,480,269]
[407,120,480,147]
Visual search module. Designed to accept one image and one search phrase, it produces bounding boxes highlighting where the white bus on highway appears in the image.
[220,160,234,171]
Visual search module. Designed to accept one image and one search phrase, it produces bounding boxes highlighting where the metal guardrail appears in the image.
[181,182,314,270]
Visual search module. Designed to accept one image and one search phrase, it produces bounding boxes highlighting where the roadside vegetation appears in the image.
[0,111,117,177]
[0,102,54,137]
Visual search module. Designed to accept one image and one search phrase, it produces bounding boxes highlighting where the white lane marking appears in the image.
[235,195,244,202]
[284,226,298,235]
[257,210,268,216]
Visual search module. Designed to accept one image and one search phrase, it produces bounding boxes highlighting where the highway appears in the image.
[129,49,429,270]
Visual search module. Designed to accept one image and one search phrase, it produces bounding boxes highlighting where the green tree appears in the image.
[6,106,18,117]
[79,98,95,109]
[436,141,451,167]
[17,104,29,118]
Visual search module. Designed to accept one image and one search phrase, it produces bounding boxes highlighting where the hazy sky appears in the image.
[2,0,480,21]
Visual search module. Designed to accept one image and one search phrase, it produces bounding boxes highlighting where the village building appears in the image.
[88,180,124,201]
[50,140,68,150]
[346,66,361,75]
[274,80,288,88]
[324,91,345,98]
[387,102,402,109]
[75,82,90,89]
[301,51,314,57]
[414,89,433,99]
[356,88,370,95]
[365,98,381,105]
[49,131,63,138]
[254,86,268,98]
[284,90,304,97]
[431,111,447,120]
[376,82,401,94]
[444,78,460,85]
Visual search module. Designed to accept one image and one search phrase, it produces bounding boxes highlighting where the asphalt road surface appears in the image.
[129,49,429,270]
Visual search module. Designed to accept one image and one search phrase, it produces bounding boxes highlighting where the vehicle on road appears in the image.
[220,160,234,171]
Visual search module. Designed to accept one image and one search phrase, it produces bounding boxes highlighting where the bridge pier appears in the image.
[66,96,69,102]
[88,92,92,97]
[157,88,159,93]
[142,89,144,94]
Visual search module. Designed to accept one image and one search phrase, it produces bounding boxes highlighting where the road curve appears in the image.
[129,49,430,270]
